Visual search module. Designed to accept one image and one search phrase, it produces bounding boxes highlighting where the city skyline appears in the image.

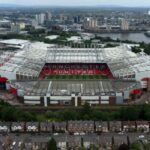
[0,0,150,7]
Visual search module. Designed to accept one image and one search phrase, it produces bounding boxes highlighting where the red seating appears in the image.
[130,89,141,95]
[39,64,113,79]
[9,86,17,95]
[0,77,8,82]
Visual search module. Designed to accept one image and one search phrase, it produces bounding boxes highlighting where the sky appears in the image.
[0,0,150,7]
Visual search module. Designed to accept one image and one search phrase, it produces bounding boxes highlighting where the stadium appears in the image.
[0,39,149,106]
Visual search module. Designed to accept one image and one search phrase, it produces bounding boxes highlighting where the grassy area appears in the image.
[45,74,109,80]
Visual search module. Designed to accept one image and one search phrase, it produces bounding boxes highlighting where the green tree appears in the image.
[112,145,119,150]
[130,142,141,150]
[58,109,79,121]
[81,102,91,116]
[78,147,86,150]
[47,138,57,150]
[89,144,99,150]
[119,107,140,121]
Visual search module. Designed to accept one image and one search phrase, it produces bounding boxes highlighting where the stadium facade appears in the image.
[0,39,149,106]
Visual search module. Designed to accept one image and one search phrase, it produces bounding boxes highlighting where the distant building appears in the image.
[80,33,95,40]
[68,121,94,133]
[70,24,82,32]
[19,23,26,29]
[36,13,45,25]
[67,36,82,43]
[122,121,136,132]
[136,121,149,133]
[95,121,108,133]
[111,25,121,30]
[45,35,59,40]
[74,16,81,23]
[0,122,10,132]
[11,23,21,33]
[40,122,53,132]
[59,13,65,21]
[83,18,98,29]
[53,122,66,133]
[31,19,38,27]
[10,22,25,33]
[121,19,129,31]
[0,19,11,28]
[109,121,122,132]
[11,122,25,132]
[148,11,150,15]
[26,122,39,132]
[45,11,52,21]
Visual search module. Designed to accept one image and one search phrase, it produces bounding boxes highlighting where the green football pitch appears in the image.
[44,74,109,80]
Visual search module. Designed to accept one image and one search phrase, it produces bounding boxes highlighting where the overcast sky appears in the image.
[0,0,150,7]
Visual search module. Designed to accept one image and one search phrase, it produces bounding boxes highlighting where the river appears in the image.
[98,32,150,43]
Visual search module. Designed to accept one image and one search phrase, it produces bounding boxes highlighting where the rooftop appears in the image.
[11,79,141,96]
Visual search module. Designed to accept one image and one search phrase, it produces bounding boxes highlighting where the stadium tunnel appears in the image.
[0,77,8,90]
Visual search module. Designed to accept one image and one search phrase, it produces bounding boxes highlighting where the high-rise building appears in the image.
[60,13,64,21]
[148,11,150,15]
[19,23,26,29]
[83,18,98,29]
[45,11,52,21]
[31,19,38,27]
[74,16,81,23]
[121,19,129,31]
[36,13,45,25]
[59,13,68,21]
[90,19,98,28]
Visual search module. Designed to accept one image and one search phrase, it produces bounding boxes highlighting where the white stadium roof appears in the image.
[0,39,29,49]
[0,40,149,81]
[0,39,29,45]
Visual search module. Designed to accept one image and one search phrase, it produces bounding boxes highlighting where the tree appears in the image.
[119,107,140,121]
[81,102,91,118]
[112,146,119,150]
[47,138,57,150]
[78,147,86,150]
[130,142,141,150]
[89,144,99,150]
